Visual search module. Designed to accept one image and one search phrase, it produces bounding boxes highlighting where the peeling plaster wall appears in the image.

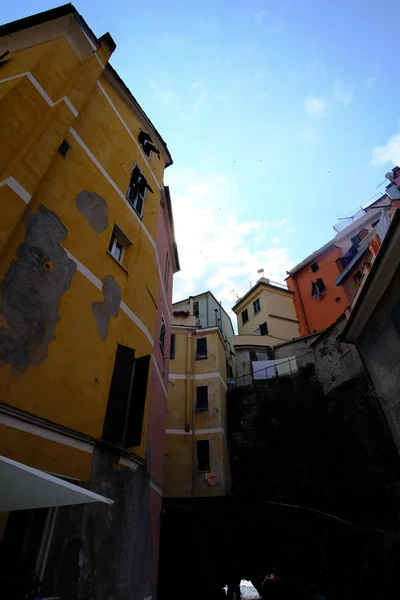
[76,190,109,233]
[313,315,364,394]
[91,275,121,340]
[0,204,76,373]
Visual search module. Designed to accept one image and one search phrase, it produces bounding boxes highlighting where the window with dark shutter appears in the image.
[103,344,135,446]
[170,334,176,359]
[196,337,207,359]
[126,163,153,217]
[197,440,210,472]
[138,130,160,159]
[160,317,166,353]
[253,298,261,314]
[125,354,150,448]
[102,345,150,449]
[193,301,200,318]
[196,386,208,410]
[260,322,269,336]
[242,309,249,324]
[311,262,319,273]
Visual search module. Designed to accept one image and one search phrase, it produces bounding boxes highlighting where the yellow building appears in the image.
[163,294,234,498]
[0,5,178,600]
[232,277,300,385]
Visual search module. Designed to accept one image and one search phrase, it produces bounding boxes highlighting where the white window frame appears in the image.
[127,162,147,218]
[110,235,124,264]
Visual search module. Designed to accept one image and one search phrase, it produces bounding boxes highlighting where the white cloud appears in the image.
[165,168,292,315]
[191,81,206,109]
[372,132,400,166]
[333,79,353,105]
[272,237,280,244]
[248,9,268,21]
[305,94,329,118]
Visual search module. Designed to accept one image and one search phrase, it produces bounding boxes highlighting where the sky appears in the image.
[4,0,400,321]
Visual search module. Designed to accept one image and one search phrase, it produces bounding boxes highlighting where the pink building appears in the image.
[148,186,180,592]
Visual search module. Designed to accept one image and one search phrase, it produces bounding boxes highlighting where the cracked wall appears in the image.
[0,204,76,374]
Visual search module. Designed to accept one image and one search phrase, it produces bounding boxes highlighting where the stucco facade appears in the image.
[0,6,178,599]
[232,278,299,345]
[163,295,233,498]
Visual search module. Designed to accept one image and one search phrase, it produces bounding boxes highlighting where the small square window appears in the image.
[108,224,131,266]
[311,262,319,273]
[197,440,210,472]
[253,298,261,314]
[58,140,70,159]
[196,386,208,411]
[335,297,341,303]
[242,309,249,324]
[110,236,123,262]
[354,272,363,285]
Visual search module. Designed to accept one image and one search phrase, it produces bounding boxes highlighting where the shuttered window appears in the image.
[197,440,210,472]
[103,344,150,448]
[170,334,176,359]
[196,386,209,411]
[196,338,207,359]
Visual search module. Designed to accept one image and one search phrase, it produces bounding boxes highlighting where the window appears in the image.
[253,298,261,314]
[109,236,124,263]
[103,344,150,448]
[57,140,70,159]
[311,278,326,299]
[372,220,379,228]
[196,337,207,359]
[138,130,160,160]
[260,322,269,336]
[335,297,341,303]
[126,163,153,217]
[196,386,208,410]
[311,262,319,273]
[164,252,170,290]
[159,317,166,353]
[193,301,200,318]
[351,233,361,247]
[354,272,363,285]
[170,334,176,359]
[108,224,131,266]
[197,440,210,472]
[242,309,249,324]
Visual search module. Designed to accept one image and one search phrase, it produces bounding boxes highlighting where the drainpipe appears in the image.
[185,330,193,432]
[290,274,310,335]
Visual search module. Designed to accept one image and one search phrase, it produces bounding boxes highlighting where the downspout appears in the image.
[290,274,310,334]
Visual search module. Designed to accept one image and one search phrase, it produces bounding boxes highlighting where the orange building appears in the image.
[286,243,346,335]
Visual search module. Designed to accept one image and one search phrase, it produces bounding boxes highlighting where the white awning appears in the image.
[0,455,113,511]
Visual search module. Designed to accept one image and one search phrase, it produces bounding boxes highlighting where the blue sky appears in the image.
[4,0,400,316]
